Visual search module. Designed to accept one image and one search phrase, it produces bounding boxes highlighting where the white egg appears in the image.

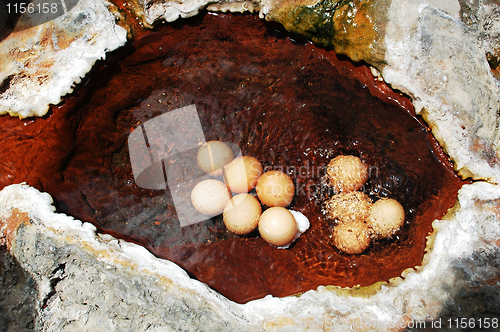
[191,179,231,216]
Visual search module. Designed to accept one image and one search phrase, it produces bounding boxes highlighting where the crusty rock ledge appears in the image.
[0,0,127,118]
[2,0,500,330]
[1,182,499,331]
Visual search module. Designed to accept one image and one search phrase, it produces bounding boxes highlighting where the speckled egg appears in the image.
[223,193,262,235]
[326,155,369,193]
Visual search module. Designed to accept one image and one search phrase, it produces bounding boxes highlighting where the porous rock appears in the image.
[1,181,499,331]
[382,0,500,182]
[0,0,127,118]
[0,184,254,331]
[141,0,261,24]
[1,0,500,330]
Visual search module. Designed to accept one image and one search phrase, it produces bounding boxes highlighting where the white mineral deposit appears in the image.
[1,0,500,330]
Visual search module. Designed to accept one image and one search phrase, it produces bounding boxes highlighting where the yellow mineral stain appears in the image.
[264,316,298,330]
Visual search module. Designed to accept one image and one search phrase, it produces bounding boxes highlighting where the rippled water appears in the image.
[0,13,465,303]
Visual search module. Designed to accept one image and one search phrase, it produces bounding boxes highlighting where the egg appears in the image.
[197,141,235,177]
[223,193,262,235]
[258,207,298,247]
[323,191,372,223]
[367,198,405,239]
[332,221,372,255]
[256,170,295,207]
[326,155,369,193]
[191,179,231,216]
[223,156,263,193]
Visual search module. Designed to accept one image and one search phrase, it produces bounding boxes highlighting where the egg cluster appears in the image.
[323,155,406,255]
[190,141,309,248]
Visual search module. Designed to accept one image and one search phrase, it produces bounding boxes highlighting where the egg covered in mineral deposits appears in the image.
[326,155,369,193]
[367,198,405,239]
[323,191,372,224]
[332,221,372,255]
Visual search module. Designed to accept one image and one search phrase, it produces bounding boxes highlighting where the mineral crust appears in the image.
[382,1,500,182]
[0,0,127,118]
[1,0,500,330]
[0,181,499,331]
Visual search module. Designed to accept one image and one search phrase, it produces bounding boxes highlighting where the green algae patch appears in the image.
[266,0,388,66]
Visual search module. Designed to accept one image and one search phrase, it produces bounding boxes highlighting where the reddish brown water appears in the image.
[0,13,465,303]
